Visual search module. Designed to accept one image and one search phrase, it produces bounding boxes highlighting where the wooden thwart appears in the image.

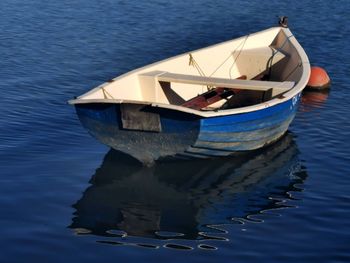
[138,71,295,110]
[156,72,295,93]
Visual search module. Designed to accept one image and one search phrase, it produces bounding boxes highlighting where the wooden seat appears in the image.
[156,72,294,96]
[138,71,295,107]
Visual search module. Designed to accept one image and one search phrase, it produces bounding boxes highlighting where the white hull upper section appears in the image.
[69,27,310,117]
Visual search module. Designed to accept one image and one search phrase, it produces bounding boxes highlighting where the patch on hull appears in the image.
[120,104,161,132]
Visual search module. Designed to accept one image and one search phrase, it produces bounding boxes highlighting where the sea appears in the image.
[1,0,349,262]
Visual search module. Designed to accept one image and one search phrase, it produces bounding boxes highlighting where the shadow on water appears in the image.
[69,132,307,250]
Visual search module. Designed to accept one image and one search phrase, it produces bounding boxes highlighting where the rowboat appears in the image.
[69,23,310,164]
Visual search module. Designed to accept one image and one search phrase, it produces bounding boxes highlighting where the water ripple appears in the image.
[1,0,350,262]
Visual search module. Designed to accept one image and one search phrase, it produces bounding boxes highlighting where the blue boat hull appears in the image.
[75,93,301,163]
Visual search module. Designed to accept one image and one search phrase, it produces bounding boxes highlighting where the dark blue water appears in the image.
[1,1,350,262]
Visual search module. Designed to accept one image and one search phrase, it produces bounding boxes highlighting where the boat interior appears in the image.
[77,27,305,111]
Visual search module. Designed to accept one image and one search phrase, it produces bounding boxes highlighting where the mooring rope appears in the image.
[189,53,215,90]
[188,53,206,76]
[188,35,249,90]
[209,52,234,77]
[102,87,114,99]
[228,34,249,79]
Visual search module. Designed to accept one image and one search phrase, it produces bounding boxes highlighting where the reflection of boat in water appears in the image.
[69,133,307,247]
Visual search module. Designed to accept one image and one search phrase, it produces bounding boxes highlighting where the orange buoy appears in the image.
[307,66,331,90]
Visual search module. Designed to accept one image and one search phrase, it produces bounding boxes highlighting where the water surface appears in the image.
[1,0,350,262]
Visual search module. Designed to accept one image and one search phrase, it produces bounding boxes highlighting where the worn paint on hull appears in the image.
[76,104,200,164]
[75,93,301,163]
